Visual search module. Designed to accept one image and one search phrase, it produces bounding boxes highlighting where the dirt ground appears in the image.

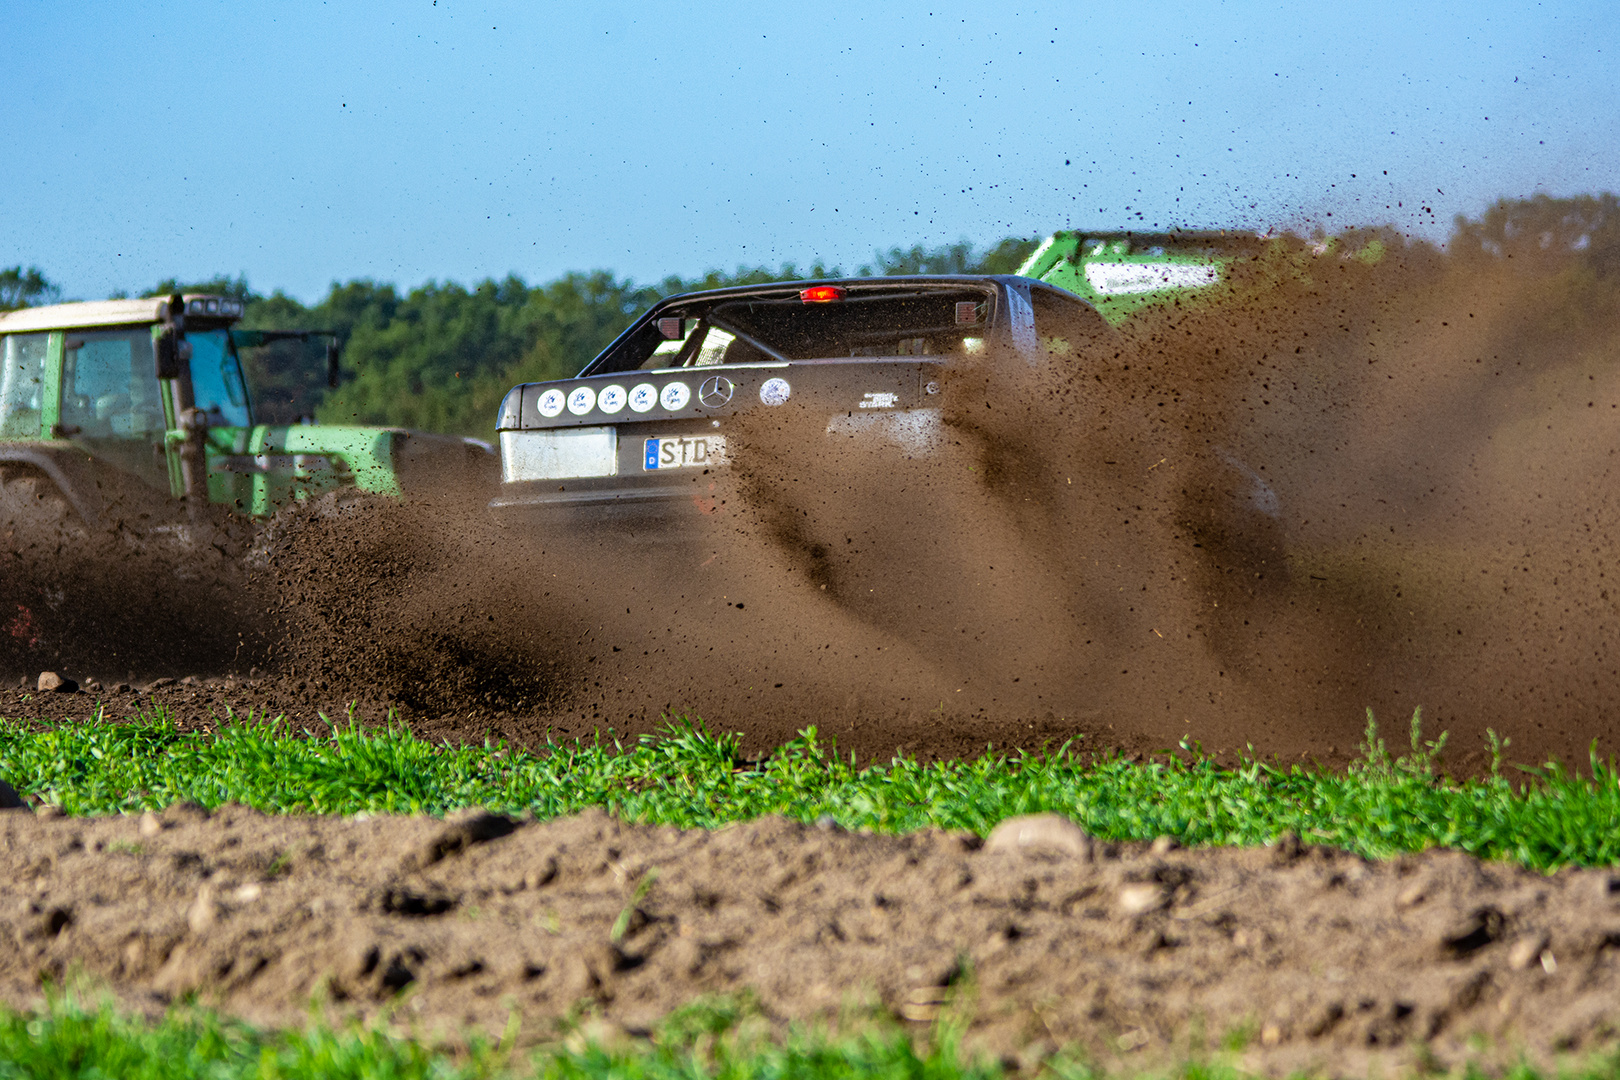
[3,803,1618,1075]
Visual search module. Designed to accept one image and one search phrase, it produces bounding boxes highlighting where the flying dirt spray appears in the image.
[7,238,1620,770]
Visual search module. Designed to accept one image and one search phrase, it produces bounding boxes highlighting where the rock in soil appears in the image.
[36,671,76,694]
[983,812,1094,861]
[2,809,1619,1075]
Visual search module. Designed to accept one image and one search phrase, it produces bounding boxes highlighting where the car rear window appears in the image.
[586,285,997,374]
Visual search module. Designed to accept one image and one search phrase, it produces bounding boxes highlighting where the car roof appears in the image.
[650,274,1029,306]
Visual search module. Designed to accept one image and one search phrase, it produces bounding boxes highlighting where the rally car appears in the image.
[490,275,1122,520]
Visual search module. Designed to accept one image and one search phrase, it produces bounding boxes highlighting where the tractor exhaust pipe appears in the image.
[157,294,209,526]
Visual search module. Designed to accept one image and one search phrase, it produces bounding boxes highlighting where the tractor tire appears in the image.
[0,467,81,675]
[0,466,83,554]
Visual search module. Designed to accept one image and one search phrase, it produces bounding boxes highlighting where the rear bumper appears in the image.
[488,478,729,537]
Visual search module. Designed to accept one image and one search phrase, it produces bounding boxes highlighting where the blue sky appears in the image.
[3,0,1615,302]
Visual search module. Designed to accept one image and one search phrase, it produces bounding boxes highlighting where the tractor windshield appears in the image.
[187,329,252,428]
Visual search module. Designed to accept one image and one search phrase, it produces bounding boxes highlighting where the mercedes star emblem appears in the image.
[698,375,735,408]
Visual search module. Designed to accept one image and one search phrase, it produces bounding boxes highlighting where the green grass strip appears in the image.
[0,993,998,1080]
[0,992,1612,1080]
[1,709,1618,872]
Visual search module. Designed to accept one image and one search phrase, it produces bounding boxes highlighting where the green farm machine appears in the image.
[0,292,496,677]
[1017,229,1388,323]
[0,293,493,538]
[1016,230,1261,323]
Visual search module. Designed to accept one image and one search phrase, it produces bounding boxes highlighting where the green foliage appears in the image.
[4,989,1620,1080]
[0,266,60,312]
[0,992,505,1080]
[4,711,1620,872]
[1348,707,1448,783]
[858,238,1040,277]
[1452,192,1620,276]
[542,1005,995,1080]
[0,991,1000,1080]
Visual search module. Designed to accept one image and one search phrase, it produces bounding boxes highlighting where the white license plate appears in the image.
[643,434,726,470]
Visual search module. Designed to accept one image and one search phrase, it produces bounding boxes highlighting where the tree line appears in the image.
[2,196,1615,438]
[160,237,1038,437]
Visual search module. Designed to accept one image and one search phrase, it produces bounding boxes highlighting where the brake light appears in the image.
[799,285,846,303]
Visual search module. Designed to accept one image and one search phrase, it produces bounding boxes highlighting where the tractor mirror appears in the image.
[326,339,342,389]
[154,327,181,380]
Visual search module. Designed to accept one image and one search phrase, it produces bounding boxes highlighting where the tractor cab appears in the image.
[0,294,490,529]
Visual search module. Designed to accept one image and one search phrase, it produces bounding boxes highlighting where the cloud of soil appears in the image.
[484,243,1620,769]
[9,242,1620,769]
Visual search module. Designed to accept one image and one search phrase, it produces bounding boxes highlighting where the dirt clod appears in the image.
[1117,882,1170,916]
[186,885,223,934]
[403,809,517,871]
[1441,906,1506,958]
[1507,933,1550,971]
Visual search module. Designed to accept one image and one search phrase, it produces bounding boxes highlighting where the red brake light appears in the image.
[799,285,846,303]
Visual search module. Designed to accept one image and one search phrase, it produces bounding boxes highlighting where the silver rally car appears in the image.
[492,275,1115,524]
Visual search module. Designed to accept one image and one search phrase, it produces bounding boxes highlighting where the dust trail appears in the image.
[0,497,266,681]
[9,241,1620,769]
[523,242,1620,767]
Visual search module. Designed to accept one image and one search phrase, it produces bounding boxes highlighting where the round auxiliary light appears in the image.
[659,381,691,410]
[206,299,220,314]
[537,388,566,417]
[629,383,658,413]
[597,385,627,414]
[567,386,597,415]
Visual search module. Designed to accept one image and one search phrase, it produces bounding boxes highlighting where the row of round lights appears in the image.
[537,376,791,419]
[184,297,245,318]
[538,381,690,418]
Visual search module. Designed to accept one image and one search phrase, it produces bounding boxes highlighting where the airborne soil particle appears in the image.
[3,807,1619,1075]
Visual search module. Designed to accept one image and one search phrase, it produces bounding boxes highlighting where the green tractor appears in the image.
[1017,229,1389,324]
[0,293,496,677]
[0,292,494,537]
[1015,230,1261,324]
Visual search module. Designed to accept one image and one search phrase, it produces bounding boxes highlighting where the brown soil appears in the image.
[4,804,1618,1075]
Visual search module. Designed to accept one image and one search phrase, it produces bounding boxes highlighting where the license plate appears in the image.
[643,435,726,470]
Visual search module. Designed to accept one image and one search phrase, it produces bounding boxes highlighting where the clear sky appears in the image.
[4,0,1615,303]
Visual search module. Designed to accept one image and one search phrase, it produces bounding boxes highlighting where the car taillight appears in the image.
[799,285,846,303]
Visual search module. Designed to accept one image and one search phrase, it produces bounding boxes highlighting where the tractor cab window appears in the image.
[186,329,251,428]
[0,333,48,438]
[61,329,167,439]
